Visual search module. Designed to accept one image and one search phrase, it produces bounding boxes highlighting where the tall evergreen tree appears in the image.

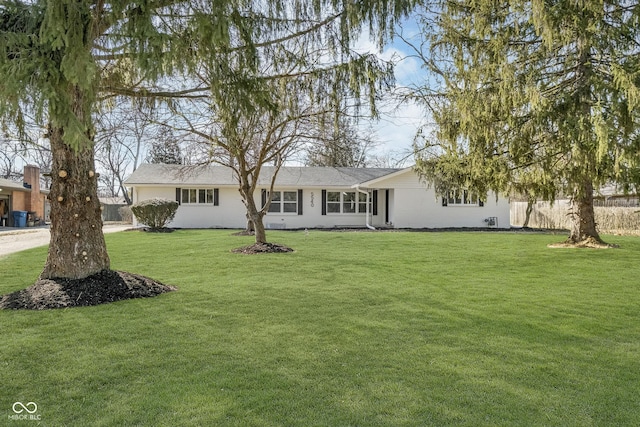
[147,128,183,165]
[0,0,235,280]
[413,1,640,246]
[305,116,375,168]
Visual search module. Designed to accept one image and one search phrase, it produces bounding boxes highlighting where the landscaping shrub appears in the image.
[118,205,133,223]
[130,198,178,230]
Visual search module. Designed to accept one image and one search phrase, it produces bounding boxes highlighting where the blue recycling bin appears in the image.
[12,211,27,227]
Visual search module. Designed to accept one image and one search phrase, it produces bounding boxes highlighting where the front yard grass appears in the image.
[1,230,639,426]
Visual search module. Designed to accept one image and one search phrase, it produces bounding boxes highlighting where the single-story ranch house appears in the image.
[124,164,511,229]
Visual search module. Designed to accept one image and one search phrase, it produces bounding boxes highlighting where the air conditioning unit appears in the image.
[484,217,498,228]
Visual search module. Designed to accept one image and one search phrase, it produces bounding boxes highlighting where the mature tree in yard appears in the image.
[411,1,640,246]
[0,0,197,303]
[163,0,416,248]
[147,127,183,166]
[0,0,418,286]
[305,116,377,168]
[0,0,256,282]
[171,77,339,244]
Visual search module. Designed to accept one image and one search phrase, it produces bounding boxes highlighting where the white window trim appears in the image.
[326,191,371,214]
[446,189,480,207]
[181,188,216,205]
[266,190,299,215]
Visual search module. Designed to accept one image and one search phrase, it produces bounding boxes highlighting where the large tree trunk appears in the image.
[41,125,110,280]
[243,195,267,244]
[568,178,602,244]
[237,168,268,244]
[252,214,267,244]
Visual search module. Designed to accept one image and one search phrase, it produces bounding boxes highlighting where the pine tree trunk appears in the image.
[41,125,110,280]
[566,36,604,245]
[568,179,602,244]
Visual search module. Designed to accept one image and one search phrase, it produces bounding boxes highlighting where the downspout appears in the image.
[356,185,376,230]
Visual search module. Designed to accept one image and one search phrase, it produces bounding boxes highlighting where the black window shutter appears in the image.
[321,190,327,215]
[479,199,484,207]
[373,190,378,216]
[214,188,219,206]
[176,188,181,205]
[298,189,303,215]
[385,190,390,223]
[442,197,448,207]
[261,189,267,209]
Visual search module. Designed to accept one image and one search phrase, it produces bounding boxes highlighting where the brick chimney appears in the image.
[23,165,43,221]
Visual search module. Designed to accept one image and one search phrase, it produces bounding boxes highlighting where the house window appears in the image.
[358,192,370,213]
[180,188,217,205]
[267,191,299,214]
[182,188,197,204]
[199,189,215,204]
[326,191,372,214]
[327,191,342,213]
[343,192,356,213]
[445,189,480,206]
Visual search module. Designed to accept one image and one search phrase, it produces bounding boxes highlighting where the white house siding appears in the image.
[258,187,382,229]
[392,187,510,228]
[127,166,511,229]
[133,186,247,228]
[364,170,511,229]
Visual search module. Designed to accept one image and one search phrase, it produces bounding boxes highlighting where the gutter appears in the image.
[355,185,376,230]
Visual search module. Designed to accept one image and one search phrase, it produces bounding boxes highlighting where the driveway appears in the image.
[0,224,132,258]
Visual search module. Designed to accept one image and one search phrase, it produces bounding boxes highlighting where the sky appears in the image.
[353,18,433,167]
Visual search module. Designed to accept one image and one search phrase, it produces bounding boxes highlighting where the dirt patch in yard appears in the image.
[0,270,177,310]
[547,236,619,249]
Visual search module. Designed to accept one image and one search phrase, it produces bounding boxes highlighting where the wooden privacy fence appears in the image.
[511,201,640,235]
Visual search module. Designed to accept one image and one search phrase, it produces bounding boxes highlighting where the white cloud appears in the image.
[353,31,432,163]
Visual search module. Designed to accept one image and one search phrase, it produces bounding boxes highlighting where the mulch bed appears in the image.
[136,227,175,233]
[0,270,177,310]
[231,242,294,254]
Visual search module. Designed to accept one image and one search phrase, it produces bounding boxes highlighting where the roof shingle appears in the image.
[124,164,402,187]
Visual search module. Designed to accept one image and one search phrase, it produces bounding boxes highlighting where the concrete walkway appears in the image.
[0,223,132,258]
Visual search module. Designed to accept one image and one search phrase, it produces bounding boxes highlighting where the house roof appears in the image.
[354,167,417,188]
[124,164,402,188]
[0,178,30,193]
[596,183,639,198]
[99,196,128,205]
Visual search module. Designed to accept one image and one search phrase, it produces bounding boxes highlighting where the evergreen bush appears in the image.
[131,199,178,230]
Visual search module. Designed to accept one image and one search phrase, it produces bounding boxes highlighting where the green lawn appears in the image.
[1,230,640,426]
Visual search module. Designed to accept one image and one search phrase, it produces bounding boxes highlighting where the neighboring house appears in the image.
[99,197,129,222]
[0,165,48,227]
[594,184,639,207]
[124,164,511,229]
